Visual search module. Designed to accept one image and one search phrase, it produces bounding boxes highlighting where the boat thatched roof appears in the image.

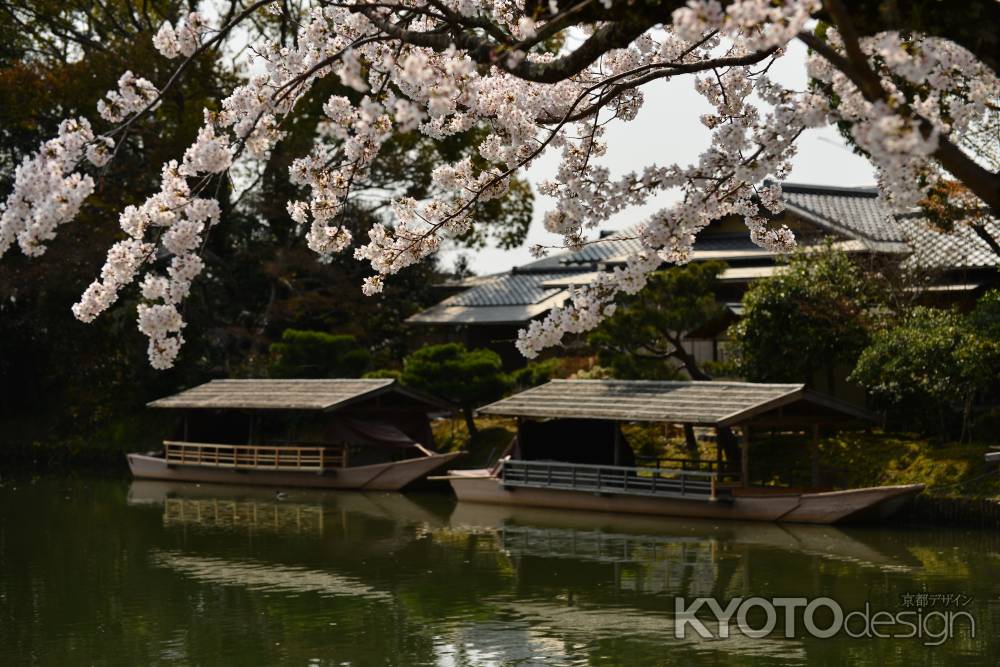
[148,378,453,412]
[476,379,872,428]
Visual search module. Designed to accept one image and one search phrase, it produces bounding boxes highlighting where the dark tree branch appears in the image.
[971,224,1000,261]
[357,5,654,83]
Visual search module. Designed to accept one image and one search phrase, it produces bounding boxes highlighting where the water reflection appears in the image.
[128,479,450,530]
[149,550,391,600]
[1,476,998,666]
[450,502,923,571]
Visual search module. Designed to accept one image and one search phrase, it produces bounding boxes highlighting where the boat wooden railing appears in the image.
[164,441,347,471]
[499,459,719,501]
[634,455,736,473]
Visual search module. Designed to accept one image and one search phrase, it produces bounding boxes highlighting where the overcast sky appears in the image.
[440,41,878,276]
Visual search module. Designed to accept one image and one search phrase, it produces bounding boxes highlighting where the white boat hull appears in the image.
[127,451,464,491]
[443,469,923,525]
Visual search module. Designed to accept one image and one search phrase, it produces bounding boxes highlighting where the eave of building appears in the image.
[405,291,570,325]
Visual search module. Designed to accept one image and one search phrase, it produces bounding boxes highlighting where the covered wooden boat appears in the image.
[437,380,923,524]
[128,378,464,491]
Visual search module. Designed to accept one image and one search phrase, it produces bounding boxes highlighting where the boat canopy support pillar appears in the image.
[811,423,820,488]
[613,425,622,466]
[740,427,750,487]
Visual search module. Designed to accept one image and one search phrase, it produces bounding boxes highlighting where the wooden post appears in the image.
[740,426,750,488]
[613,424,622,466]
[715,438,723,478]
[810,423,820,488]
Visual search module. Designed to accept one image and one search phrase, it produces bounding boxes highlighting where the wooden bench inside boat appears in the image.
[163,440,347,471]
[499,459,722,501]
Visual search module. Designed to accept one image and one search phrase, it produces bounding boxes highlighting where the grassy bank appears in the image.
[432,416,516,469]
[749,431,1000,498]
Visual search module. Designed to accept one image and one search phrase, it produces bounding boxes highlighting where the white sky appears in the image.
[441,40,877,275]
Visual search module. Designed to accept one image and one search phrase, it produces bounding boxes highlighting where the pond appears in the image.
[1,475,998,666]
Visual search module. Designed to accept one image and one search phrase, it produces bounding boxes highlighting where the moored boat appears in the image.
[128,378,464,491]
[445,468,922,524]
[437,380,923,525]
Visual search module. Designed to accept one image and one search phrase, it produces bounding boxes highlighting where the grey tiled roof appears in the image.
[900,217,1000,270]
[443,272,569,307]
[560,235,644,265]
[780,183,904,243]
[412,182,998,327]
[540,231,781,267]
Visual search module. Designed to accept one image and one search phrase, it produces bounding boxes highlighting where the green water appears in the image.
[1,475,998,666]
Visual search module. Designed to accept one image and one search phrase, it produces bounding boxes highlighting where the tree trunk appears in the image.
[683,423,700,460]
[669,340,712,380]
[462,406,479,437]
[961,394,974,443]
[716,427,740,471]
[971,224,1000,264]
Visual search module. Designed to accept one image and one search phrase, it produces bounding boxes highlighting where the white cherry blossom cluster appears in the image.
[0,118,96,257]
[97,71,159,123]
[73,148,223,368]
[2,0,996,369]
[674,0,820,52]
[518,252,660,357]
[153,12,209,59]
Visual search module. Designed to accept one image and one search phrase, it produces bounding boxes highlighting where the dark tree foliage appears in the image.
[728,248,888,387]
[588,261,727,381]
[399,343,511,436]
[510,358,564,390]
[851,291,1000,438]
[268,329,370,378]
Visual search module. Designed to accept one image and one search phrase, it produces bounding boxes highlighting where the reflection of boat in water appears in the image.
[449,502,920,570]
[162,496,325,534]
[149,549,391,601]
[129,379,463,491]
[442,380,923,524]
[127,479,452,531]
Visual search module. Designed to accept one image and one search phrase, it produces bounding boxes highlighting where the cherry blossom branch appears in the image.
[799,26,1000,214]
[102,0,274,142]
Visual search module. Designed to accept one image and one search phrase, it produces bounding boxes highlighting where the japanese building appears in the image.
[408,182,1000,370]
